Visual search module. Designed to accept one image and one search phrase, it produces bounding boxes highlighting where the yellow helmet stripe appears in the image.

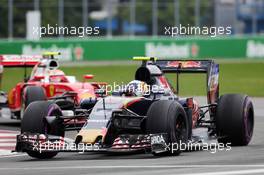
[133,56,157,61]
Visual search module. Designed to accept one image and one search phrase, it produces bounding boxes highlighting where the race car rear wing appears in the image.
[133,57,219,105]
[155,60,211,73]
[0,55,41,67]
[155,59,219,105]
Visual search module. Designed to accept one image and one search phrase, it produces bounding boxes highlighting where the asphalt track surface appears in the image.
[0,97,263,175]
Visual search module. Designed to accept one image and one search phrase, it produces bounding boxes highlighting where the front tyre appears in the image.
[21,101,64,159]
[146,100,189,156]
[216,94,254,146]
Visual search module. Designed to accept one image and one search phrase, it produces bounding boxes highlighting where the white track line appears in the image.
[0,153,26,158]
[177,169,264,175]
[0,130,18,133]
[0,150,15,156]
[0,165,264,170]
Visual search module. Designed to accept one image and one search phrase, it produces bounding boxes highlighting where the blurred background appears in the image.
[0,0,263,61]
[0,0,264,38]
[0,0,263,96]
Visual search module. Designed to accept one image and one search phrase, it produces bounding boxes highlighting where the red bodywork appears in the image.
[0,54,105,114]
[7,80,101,112]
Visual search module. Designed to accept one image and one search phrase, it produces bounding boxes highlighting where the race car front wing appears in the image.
[15,132,170,154]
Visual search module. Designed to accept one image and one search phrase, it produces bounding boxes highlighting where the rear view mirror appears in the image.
[34,75,45,81]
[83,74,94,80]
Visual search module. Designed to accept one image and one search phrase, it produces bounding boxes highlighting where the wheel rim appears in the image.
[20,101,25,119]
[245,106,254,142]
[174,115,188,143]
[44,105,61,135]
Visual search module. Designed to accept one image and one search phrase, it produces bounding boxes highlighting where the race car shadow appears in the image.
[0,122,20,127]
[22,151,165,162]
[0,120,20,129]
[0,113,20,128]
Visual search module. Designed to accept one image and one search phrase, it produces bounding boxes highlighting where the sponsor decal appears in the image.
[145,42,190,58]
[246,40,264,58]
[0,55,41,66]
[74,46,84,61]
[1,55,41,62]
[208,64,219,103]
[145,42,199,58]
[151,135,166,145]
[208,65,219,91]
[55,88,67,94]
[49,85,55,97]
[191,43,199,57]
[22,44,84,61]
[7,91,14,105]
[166,61,201,68]
[79,93,95,99]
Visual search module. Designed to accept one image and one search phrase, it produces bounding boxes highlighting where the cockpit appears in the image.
[29,58,76,83]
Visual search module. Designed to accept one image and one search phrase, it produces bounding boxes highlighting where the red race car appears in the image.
[0,52,106,119]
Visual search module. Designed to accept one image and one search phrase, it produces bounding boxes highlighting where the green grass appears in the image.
[1,62,264,97]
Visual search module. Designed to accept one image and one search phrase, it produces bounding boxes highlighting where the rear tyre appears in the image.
[21,101,64,159]
[24,86,46,108]
[216,94,254,146]
[15,86,46,119]
[146,100,189,156]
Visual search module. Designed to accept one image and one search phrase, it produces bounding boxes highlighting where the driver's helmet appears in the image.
[49,69,65,76]
[48,69,67,83]
[125,80,150,97]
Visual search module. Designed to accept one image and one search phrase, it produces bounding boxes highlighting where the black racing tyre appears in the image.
[146,100,189,156]
[216,94,254,146]
[24,86,46,108]
[14,86,46,119]
[21,101,64,159]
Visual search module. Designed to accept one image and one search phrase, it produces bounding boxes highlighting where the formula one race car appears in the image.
[0,52,105,119]
[15,57,254,159]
